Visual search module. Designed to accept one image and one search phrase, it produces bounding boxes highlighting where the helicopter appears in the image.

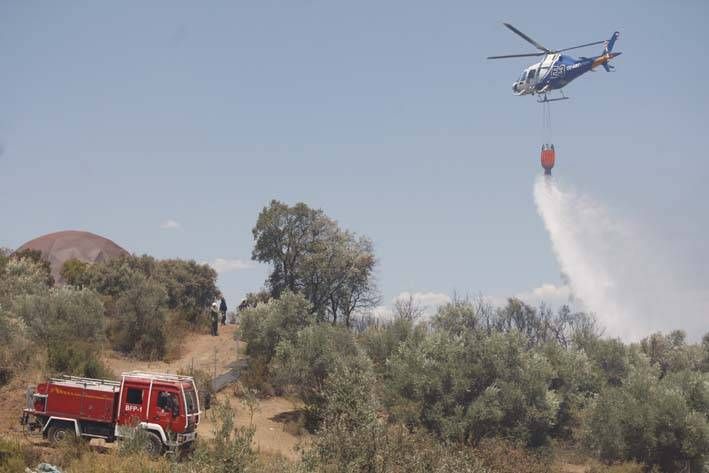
[488,24,621,102]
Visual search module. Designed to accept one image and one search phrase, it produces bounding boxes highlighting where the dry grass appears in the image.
[103,323,241,378]
[551,444,645,473]
[471,438,552,473]
[199,391,309,461]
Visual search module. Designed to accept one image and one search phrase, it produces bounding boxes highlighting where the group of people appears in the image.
[208,294,251,336]
[210,296,228,336]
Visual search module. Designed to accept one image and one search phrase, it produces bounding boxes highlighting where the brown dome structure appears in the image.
[16,230,129,284]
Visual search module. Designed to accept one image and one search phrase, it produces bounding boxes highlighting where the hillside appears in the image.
[0,324,306,462]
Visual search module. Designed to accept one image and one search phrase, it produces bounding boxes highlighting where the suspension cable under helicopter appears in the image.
[539,100,556,176]
[541,100,552,144]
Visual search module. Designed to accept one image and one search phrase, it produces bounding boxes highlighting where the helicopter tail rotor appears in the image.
[603,32,620,54]
[597,31,621,72]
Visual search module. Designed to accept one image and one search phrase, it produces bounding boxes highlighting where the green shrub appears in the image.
[14,287,105,343]
[11,287,107,378]
[640,331,704,377]
[238,291,314,364]
[359,318,423,371]
[239,357,274,396]
[110,274,167,360]
[385,330,560,447]
[272,323,362,429]
[581,338,630,387]
[586,362,709,471]
[305,422,492,473]
[0,310,31,386]
[117,425,159,457]
[155,258,219,324]
[542,342,602,440]
[10,249,54,286]
[0,257,50,306]
[60,258,91,288]
[47,340,112,378]
[88,255,219,325]
[88,257,142,298]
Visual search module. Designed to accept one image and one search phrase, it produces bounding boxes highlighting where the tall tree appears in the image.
[252,200,334,296]
[252,200,378,325]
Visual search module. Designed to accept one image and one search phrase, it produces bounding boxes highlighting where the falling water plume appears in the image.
[533,176,706,340]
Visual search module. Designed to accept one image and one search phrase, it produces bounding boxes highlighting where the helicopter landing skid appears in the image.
[537,91,569,103]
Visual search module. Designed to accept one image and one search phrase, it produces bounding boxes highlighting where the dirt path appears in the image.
[104,323,243,378]
[199,394,308,461]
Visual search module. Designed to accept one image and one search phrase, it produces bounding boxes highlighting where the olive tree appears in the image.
[13,287,108,377]
[88,255,218,324]
[111,274,168,360]
[238,291,314,364]
[14,286,104,343]
[60,258,91,288]
[385,330,560,447]
[272,323,361,428]
[0,255,52,383]
[0,257,50,307]
[10,249,53,286]
[586,362,709,471]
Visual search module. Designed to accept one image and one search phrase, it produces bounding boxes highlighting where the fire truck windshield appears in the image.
[185,389,198,414]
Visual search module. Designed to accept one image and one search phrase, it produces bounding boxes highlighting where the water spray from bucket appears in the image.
[533,176,706,340]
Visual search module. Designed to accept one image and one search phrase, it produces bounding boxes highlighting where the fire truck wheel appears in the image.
[143,431,164,458]
[47,423,76,444]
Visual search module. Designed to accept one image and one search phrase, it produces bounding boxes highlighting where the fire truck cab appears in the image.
[21,371,201,456]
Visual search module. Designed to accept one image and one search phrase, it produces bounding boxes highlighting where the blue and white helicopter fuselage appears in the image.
[488,25,621,102]
[512,51,621,97]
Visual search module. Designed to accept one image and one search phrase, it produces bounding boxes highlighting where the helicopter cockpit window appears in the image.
[519,71,527,81]
[527,69,536,82]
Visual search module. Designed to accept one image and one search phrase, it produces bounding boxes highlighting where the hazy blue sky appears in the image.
[2,1,707,335]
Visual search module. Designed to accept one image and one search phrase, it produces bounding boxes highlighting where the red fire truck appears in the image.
[20,371,201,456]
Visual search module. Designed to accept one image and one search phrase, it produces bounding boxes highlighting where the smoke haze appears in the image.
[534,176,707,341]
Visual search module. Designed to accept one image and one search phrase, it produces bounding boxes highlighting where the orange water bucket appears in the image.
[541,144,555,175]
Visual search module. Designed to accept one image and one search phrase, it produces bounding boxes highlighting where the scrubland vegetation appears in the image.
[0,247,219,387]
[1,201,707,472]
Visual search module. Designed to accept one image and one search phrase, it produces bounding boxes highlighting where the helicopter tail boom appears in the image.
[592,51,621,71]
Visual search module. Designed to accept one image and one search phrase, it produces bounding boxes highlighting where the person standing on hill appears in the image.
[210,301,220,336]
[219,296,228,325]
[238,298,248,312]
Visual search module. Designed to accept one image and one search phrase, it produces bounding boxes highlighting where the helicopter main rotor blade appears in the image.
[503,23,551,53]
[556,40,607,53]
[487,52,546,59]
